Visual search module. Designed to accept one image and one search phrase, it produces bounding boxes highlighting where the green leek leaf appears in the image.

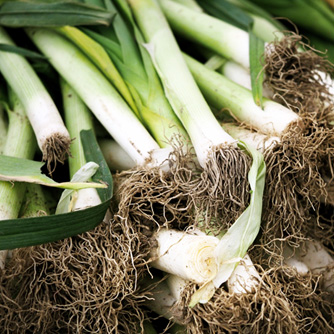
[56,25,139,115]
[0,129,113,250]
[197,0,253,31]
[0,43,46,58]
[249,30,265,107]
[0,0,115,27]
[248,0,334,42]
[55,161,100,214]
[0,155,106,190]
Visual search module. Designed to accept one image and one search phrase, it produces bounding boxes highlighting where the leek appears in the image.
[19,183,50,218]
[150,228,219,284]
[158,0,251,68]
[248,0,334,43]
[0,27,71,171]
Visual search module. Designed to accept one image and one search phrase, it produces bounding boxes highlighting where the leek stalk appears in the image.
[158,0,251,68]
[0,27,70,171]
[61,79,101,211]
[0,87,36,268]
[99,139,136,171]
[150,228,219,284]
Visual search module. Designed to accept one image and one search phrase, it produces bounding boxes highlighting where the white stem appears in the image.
[27,28,161,167]
[227,254,261,294]
[222,123,280,152]
[167,274,189,301]
[150,228,219,284]
[99,139,136,171]
[295,240,334,293]
[283,245,309,276]
[220,60,274,99]
[144,277,184,323]
[72,188,101,211]
[0,27,70,158]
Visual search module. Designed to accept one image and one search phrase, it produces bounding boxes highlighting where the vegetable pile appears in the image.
[0,0,333,333]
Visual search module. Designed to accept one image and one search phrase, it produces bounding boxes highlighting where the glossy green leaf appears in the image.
[56,25,138,115]
[0,129,113,250]
[0,43,46,58]
[197,0,253,31]
[0,0,115,27]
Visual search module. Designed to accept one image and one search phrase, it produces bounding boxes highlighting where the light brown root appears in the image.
[42,133,72,174]
[259,118,334,264]
[269,265,334,333]
[0,219,149,333]
[264,32,334,112]
[193,145,251,235]
[163,266,299,334]
[114,146,200,237]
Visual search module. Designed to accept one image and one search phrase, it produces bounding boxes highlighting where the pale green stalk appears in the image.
[19,184,50,218]
[158,0,250,68]
[0,87,36,268]
[99,138,136,171]
[61,79,95,178]
[170,0,202,11]
[128,0,236,168]
[0,27,70,168]
[0,104,7,154]
[61,79,101,211]
[27,27,163,167]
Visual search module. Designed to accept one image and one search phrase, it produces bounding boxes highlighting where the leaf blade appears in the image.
[0,1,115,27]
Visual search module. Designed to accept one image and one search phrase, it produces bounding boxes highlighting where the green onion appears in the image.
[0,26,71,171]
